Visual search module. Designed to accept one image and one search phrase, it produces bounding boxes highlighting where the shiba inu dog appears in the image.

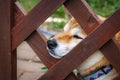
[47,17,119,80]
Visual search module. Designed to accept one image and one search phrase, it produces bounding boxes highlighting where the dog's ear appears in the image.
[64,18,87,38]
[64,18,78,32]
[64,19,72,32]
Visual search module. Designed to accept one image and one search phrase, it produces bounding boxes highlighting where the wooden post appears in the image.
[0,0,17,80]
[0,0,11,80]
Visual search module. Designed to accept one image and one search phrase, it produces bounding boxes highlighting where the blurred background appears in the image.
[18,0,120,30]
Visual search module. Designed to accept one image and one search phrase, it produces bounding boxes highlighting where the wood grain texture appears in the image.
[39,8,120,80]
[12,0,66,50]
[0,0,11,80]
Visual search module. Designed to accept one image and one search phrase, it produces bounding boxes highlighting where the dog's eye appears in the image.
[73,35,83,39]
[49,35,55,39]
[48,35,55,40]
[50,35,55,38]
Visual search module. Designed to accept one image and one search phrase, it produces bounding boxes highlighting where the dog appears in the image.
[47,17,119,80]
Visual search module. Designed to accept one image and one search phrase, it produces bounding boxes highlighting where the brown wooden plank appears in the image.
[12,0,66,50]
[0,0,11,80]
[64,0,120,76]
[15,2,78,80]
[39,8,120,80]
[11,0,17,80]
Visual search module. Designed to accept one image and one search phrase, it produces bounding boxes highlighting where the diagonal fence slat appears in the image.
[39,8,120,80]
[64,0,102,34]
[12,0,66,50]
[15,2,78,80]
[64,0,120,75]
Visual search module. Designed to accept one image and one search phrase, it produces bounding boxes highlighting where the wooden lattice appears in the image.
[0,0,120,80]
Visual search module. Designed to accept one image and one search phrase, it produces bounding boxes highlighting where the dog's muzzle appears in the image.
[47,39,62,59]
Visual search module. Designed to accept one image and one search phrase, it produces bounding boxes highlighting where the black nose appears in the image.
[47,39,57,49]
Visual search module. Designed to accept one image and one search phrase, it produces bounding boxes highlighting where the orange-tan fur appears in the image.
[55,33,73,43]
[115,31,120,44]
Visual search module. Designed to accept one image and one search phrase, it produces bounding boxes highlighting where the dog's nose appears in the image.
[47,40,57,49]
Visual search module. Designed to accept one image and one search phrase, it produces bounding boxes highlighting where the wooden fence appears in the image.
[0,0,120,80]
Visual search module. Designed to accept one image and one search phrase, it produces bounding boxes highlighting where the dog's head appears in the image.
[47,18,87,59]
[47,17,118,79]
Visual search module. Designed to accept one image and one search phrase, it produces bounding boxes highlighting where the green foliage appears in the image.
[86,0,120,17]
[17,0,66,18]
[41,67,48,71]
[18,0,120,29]
[18,0,40,12]
[18,0,67,29]
[49,21,66,29]
[51,6,66,18]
